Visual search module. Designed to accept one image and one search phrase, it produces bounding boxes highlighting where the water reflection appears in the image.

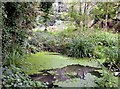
[29,64,102,87]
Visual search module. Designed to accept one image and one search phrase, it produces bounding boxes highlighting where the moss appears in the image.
[21,52,101,75]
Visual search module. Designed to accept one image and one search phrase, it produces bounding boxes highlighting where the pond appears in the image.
[21,52,104,87]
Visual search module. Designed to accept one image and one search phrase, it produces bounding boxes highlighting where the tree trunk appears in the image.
[44,24,47,31]
[105,3,108,31]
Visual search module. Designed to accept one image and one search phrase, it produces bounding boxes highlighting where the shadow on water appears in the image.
[29,64,102,88]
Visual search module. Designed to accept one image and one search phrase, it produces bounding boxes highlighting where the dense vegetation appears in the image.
[1,1,120,88]
[2,2,43,87]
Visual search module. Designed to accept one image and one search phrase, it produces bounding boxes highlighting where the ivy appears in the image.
[2,2,38,66]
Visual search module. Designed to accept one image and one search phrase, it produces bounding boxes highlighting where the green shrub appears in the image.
[28,31,53,52]
[64,37,94,58]
[2,65,44,87]
[103,46,119,63]
[90,31,119,63]
[28,31,73,53]
[29,29,119,63]
[90,31,118,47]
[95,70,118,87]
[3,44,26,66]
[94,46,118,60]
[94,46,106,59]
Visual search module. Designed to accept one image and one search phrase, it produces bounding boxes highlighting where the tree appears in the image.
[40,2,53,31]
[90,2,118,30]
[2,2,39,66]
[68,2,93,30]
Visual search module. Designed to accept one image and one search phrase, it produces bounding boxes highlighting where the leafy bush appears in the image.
[94,46,119,61]
[3,43,26,66]
[64,37,94,58]
[90,31,119,63]
[2,2,38,66]
[29,29,119,64]
[90,31,118,47]
[95,70,118,87]
[28,31,72,53]
[2,65,44,87]
[27,31,53,52]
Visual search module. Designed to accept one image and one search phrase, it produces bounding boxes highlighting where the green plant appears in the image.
[2,65,44,87]
[90,31,118,47]
[57,26,77,38]
[39,2,53,31]
[64,37,94,58]
[2,2,38,66]
[90,31,119,62]
[95,69,118,87]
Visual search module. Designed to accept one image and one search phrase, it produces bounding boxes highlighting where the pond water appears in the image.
[21,52,103,87]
